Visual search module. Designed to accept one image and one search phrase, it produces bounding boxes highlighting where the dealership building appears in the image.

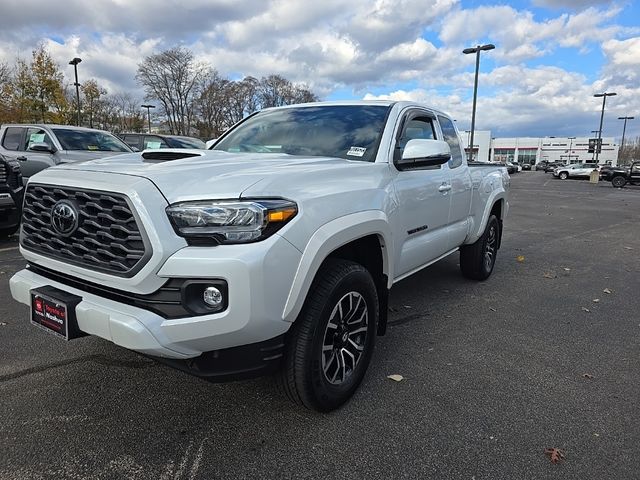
[460,131,619,166]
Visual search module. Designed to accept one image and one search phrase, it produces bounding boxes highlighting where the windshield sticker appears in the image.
[29,133,45,144]
[145,141,162,149]
[347,146,366,157]
[87,145,98,150]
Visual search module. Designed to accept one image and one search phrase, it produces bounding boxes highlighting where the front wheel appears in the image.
[559,172,568,180]
[278,259,378,412]
[611,176,627,188]
[460,214,500,281]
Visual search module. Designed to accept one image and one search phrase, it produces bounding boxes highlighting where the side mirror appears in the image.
[397,139,451,170]
[29,142,56,154]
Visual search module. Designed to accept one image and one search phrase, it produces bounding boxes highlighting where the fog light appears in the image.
[203,286,223,308]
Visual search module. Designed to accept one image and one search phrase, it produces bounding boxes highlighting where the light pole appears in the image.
[567,136,576,163]
[463,43,495,162]
[590,130,599,162]
[618,116,634,165]
[68,57,82,126]
[141,104,155,133]
[593,92,616,164]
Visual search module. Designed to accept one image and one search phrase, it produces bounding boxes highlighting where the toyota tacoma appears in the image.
[10,101,509,411]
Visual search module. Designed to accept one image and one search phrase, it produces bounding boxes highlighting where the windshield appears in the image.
[52,129,132,152]
[212,105,391,162]
[166,137,206,149]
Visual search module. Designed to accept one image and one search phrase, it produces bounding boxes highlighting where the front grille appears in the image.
[21,184,150,277]
[0,160,23,189]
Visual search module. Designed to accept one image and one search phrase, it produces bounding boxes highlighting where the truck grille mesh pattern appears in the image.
[21,185,149,277]
[0,161,22,189]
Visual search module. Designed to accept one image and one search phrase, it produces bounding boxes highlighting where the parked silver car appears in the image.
[553,163,598,180]
[0,124,133,183]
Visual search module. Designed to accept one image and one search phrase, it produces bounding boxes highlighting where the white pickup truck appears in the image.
[10,101,509,411]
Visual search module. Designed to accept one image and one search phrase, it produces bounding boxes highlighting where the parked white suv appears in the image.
[10,101,509,411]
[553,163,598,179]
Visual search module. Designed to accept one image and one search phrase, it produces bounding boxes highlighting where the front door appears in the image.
[392,110,452,278]
[1,127,57,181]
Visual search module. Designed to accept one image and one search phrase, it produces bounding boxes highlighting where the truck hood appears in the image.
[54,150,380,203]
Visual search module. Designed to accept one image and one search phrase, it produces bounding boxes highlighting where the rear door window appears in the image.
[2,127,25,151]
[437,115,463,168]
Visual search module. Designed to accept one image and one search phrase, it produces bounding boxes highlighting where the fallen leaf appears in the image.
[593,298,600,303]
[544,448,566,464]
[0,322,7,326]
[583,373,594,379]
[489,307,497,312]
[387,374,404,382]
[403,305,413,309]
[563,268,571,272]
[603,288,612,294]
[581,307,590,313]
[593,433,600,437]
[624,246,634,250]
[516,255,525,262]
[543,272,556,279]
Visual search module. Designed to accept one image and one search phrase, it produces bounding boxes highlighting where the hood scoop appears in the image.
[141,150,204,162]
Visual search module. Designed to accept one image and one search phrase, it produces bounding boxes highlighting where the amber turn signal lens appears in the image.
[267,208,297,222]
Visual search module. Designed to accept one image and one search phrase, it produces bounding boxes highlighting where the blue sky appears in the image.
[0,0,638,141]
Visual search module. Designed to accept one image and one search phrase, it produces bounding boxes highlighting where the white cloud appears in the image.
[364,63,640,139]
[0,0,637,139]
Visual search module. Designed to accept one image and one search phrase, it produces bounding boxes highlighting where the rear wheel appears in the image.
[278,259,378,412]
[559,172,568,180]
[460,214,500,281]
[611,176,627,188]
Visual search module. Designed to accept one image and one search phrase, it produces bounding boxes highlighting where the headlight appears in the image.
[166,199,297,244]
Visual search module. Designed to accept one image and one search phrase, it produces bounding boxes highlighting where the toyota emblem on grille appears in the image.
[51,200,79,235]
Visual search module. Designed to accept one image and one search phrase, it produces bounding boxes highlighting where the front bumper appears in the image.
[10,234,303,360]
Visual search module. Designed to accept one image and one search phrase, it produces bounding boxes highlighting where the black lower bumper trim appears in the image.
[150,334,286,382]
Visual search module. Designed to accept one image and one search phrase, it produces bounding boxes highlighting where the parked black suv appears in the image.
[0,154,24,238]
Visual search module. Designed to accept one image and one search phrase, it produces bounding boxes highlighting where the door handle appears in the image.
[17,156,27,161]
[438,184,452,192]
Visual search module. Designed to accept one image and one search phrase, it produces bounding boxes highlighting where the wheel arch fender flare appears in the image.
[466,192,507,245]
[282,210,393,323]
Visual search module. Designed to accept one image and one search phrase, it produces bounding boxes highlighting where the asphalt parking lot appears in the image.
[1,172,639,480]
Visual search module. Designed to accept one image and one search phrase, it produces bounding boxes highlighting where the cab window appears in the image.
[437,115,463,168]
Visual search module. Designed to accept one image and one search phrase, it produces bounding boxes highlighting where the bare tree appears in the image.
[226,76,260,126]
[197,70,232,139]
[136,47,207,135]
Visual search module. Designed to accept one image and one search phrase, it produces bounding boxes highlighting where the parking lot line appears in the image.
[0,246,19,253]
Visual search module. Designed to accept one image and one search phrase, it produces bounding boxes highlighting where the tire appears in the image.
[278,259,378,412]
[559,172,568,180]
[611,176,627,188]
[460,214,500,281]
[0,225,19,239]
